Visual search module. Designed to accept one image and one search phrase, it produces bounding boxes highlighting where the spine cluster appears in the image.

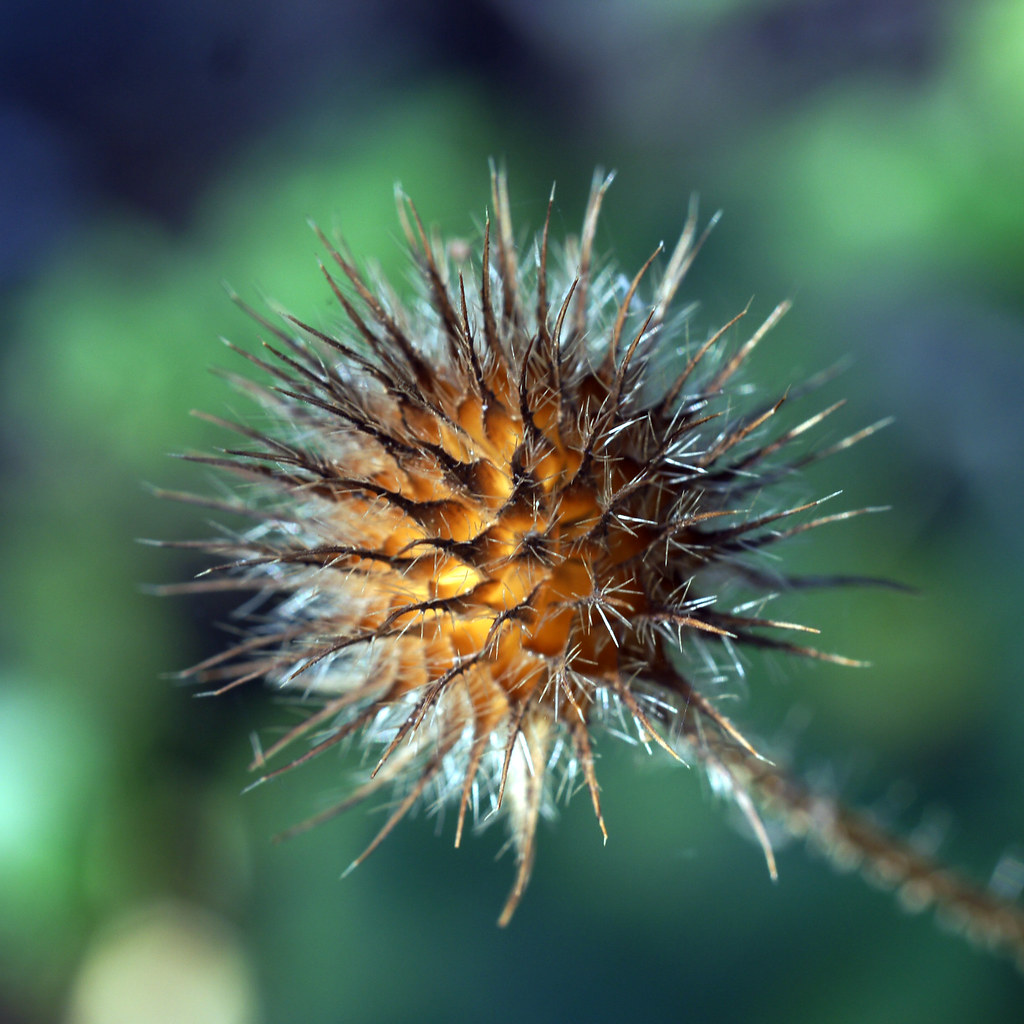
[165,170,1024,958]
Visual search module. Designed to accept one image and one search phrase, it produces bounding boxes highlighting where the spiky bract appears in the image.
[177,170,878,925]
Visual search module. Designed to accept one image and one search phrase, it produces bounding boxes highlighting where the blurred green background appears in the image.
[2,0,1023,1020]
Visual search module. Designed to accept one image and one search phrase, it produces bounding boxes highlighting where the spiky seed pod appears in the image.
[166,170,1024,959]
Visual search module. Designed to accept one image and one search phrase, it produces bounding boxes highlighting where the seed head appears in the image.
[173,170,892,925]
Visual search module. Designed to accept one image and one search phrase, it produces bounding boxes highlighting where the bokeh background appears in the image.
[2,0,1023,1020]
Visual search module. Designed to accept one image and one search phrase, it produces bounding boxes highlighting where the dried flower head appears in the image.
[166,168,1024,958]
